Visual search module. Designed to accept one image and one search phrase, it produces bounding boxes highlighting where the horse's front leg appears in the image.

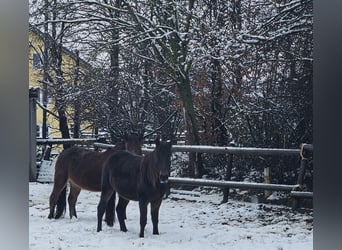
[151,199,162,235]
[139,199,149,238]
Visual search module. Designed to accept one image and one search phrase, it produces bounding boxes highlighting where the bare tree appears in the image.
[29,0,313,183]
[30,0,91,145]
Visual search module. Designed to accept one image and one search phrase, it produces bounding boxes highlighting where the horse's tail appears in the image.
[55,186,67,219]
[105,192,116,226]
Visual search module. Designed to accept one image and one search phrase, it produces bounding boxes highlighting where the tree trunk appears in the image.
[42,0,50,139]
[58,108,71,149]
[177,77,203,178]
[105,0,121,142]
[50,5,70,149]
[73,50,81,138]
[211,58,227,146]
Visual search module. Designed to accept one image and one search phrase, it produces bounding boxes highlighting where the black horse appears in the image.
[97,136,172,237]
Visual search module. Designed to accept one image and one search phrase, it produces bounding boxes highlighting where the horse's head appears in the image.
[154,136,172,184]
[124,133,143,155]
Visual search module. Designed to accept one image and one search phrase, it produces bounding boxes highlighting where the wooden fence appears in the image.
[95,142,313,207]
[33,139,313,209]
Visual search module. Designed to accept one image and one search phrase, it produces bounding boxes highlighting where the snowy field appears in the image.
[29,182,313,250]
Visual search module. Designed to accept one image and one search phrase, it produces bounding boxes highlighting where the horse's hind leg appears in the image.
[97,188,114,232]
[48,189,59,219]
[68,183,81,219]
[105,192,116,227]
[55,186,67,219]
[48,167,68,219]
[116,197,129,232]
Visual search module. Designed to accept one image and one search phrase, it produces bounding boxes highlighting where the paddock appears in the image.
[30,140,313,248]
[29,182,313,250]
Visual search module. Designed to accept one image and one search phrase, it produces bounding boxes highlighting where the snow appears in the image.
[29,182,313,250]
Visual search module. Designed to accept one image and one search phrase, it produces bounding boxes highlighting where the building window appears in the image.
[36,125,41,138]
[32,53,43,70]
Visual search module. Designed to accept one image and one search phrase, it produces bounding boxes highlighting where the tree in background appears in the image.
[30,0,91,147]
[29,0,313,181]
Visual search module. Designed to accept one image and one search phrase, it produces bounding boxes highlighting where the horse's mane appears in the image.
[140,152,159,188]
[112,141,126,150]
[103,141,125,154]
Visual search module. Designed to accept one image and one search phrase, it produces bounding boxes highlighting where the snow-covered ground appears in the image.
[29,182,313,250]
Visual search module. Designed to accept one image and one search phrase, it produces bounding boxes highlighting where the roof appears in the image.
[29,24,92,71]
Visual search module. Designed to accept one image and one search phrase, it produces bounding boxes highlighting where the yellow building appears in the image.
[29,25,93,142]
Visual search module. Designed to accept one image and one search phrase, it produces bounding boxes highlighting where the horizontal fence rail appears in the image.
[169,177,298,191]
[168,177,313,199]
[170,145,300,155]
[93,142,115,149]
[290,191,313,198]
[37,138,97,145]
[93,142,310,156]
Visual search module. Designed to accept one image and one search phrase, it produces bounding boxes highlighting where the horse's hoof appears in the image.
[55,212,63,219]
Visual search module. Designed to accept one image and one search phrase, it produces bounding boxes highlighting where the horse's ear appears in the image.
[155,135,160,146]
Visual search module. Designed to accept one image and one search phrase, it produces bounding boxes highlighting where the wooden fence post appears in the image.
[29,88,39,182]
[264,166,271,198]
[292,143,309,209]
[221,143,235,203]
[42,144,52,160]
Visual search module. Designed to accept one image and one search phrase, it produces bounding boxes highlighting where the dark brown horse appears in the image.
[48,134,143,220]
[97,136,172,237]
